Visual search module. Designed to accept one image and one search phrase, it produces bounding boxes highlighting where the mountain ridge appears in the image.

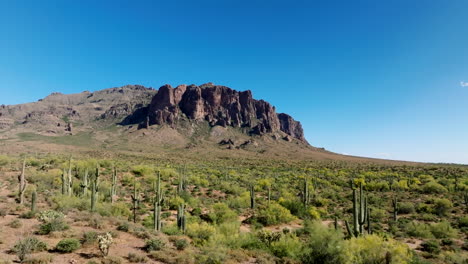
[0,83,307,145]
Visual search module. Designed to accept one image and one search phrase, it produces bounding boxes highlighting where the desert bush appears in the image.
[208,203,237,224]
[187,222,216,245]
[23,253,53,264]
[88,215,105,229]
[256,203,296,226]
[12,237,48,263]
[81,231,98,246]
[175,238,189,250]
[420,240,440,254]
[405,222,434,238]
[421,181,448,194]
[127,252,147,263]
[398,202,415,214]
[429,221,458,239]
[55,238,81,253]
[144,238,165,252]
[270,234,302,259]
[300,221,345,264]
[343,234,412,264]
[117,222,130,232]
[458,216,468,229]
[37,210,65,223]
[8,219,22,228]
[52,195,88,212]
[37,218,69,235]
[101,256,123,264]
[432,198,453,216]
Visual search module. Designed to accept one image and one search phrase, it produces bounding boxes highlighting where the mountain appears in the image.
[0,83,306,142]
[0,83,414,167]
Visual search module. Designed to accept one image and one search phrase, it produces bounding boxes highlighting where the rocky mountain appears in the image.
[0,83,306,144]
[145,83,305,141]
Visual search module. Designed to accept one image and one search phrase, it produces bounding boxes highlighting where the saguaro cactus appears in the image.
[345,182,369,237]
[67,156,73,196]
[110,166,117,204]
[177,203,186,233]
[81,168,89,197]
[90,167,100,212]
[153,171,164,231]
[61,169,67,195]
[131,176,140,223]
[31,191,37,212]
[250,185,255,209]
[303,177,309,207]
[18,159,27,204]
[392,196,398,222]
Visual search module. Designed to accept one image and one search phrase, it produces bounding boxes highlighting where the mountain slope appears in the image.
[0,83,410,164]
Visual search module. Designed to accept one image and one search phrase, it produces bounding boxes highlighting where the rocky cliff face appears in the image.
[145,83,305,141]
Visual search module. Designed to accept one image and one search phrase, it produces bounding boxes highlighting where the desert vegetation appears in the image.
[0,154,466,263]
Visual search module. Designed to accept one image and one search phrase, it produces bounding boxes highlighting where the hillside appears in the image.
[0,83,392,164]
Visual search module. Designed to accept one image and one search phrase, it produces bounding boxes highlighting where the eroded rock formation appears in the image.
[145,83,306,141]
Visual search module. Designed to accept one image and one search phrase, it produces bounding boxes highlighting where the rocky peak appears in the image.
[145,83,306,142]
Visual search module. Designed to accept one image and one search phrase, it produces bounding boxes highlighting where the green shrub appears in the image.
[37,210,65,223]
[144,238,165,252]
[343,234,412,264]
[256,203,296,226]
[23,253,53,264]
[55,238,81,253]
[421,181,448,194]
[429,221,458,239]
[208,203,237,224]
[187,222,216,245]
[101,256,123,264]
[37,218,69,235]
[405,222,434,238]
[116,222,129,232]
[127,252,147,263]
[458,216,468,229]
[398,202,415,214]
[81,231,98,246]
[432,198,453,216]
[300,221,345,264]
[270,234,302,259]
[12,236,48,263]
[420,240,440,254]
[174,239,189,250]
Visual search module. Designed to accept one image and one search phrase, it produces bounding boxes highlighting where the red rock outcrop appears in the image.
[146,83,306,142]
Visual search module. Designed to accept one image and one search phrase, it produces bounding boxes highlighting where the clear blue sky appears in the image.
[1,0,467,164]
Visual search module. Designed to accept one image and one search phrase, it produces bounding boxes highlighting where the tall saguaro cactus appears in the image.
[61,169,67,195]
[392,196,398,222]
[90,167,100,212]
[250,185,255,209]
[303,177,309,207]
[345,182,369,237]
[177,203,186,233]
[67,156,73,196]
[110,166,117,204]
[18,159,27,204]
[131,176,140,223]
[81,168,89,197]
[31,190,37,212]
[154,171,164,231]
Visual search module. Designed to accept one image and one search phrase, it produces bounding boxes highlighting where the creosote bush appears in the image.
[55,238,81,253]
[144,238,165,252]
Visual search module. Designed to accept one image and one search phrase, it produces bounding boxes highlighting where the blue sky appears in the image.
[1,0,467,164]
